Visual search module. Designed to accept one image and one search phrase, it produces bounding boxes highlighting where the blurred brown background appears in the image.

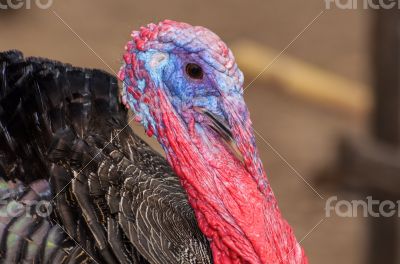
[0,1,386,263]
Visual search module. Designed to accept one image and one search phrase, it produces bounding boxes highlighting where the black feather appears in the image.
[0,50,212,264]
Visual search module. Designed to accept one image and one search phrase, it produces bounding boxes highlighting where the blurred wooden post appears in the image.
[333,8,400,264]
[369,8,400,264]
[373,9,400,146]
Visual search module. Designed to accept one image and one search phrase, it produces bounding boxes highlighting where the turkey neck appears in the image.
[155,91,307,264]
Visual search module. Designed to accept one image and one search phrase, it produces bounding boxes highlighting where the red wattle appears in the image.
[154,90,307,264]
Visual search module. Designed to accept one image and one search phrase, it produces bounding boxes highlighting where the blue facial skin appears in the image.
[128,49,230,133]
[161,53,225,122]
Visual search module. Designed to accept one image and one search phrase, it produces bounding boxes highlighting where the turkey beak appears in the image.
[193,106,244,164]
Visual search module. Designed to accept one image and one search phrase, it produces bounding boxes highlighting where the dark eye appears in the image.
[185,63,203,80]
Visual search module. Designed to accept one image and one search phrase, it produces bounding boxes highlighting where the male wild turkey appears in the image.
[0,20,307,264]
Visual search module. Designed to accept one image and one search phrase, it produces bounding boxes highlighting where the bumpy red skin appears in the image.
[119,20,308,264]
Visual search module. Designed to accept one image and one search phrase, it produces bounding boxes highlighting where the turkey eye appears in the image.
[185,63,203,80]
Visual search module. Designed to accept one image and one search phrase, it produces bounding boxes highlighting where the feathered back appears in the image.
[0,50,121,182]
[0,50,211,264]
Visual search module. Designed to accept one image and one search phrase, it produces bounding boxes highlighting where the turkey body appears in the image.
[0,51,212,264]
